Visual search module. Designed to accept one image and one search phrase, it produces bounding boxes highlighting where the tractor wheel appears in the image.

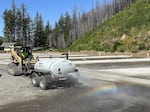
[39,76,48,90]
[7,63,19,76]
[31,72,40,87]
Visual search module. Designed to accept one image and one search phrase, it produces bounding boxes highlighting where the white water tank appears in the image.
[34,58,77,77]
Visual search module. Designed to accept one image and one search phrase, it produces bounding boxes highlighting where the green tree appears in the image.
[19,4,31,46]
[33,13,46,47]
[45,21,52,47]
[3,9,16,42]
[72,7,78,40]
[0,38,3,45]
[58,14,65,33]
[64,12,71,43]
[3,1,32,46]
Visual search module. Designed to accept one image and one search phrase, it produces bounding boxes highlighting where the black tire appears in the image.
[39,76,48,90]
[31,72,40,87]
[7,63,20,76]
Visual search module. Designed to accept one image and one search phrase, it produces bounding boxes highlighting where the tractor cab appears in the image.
[15,46,33,60]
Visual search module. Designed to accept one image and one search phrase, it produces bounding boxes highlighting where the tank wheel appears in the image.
[31,72,40,87]
[7,63,19,76]
[39,76,48,90]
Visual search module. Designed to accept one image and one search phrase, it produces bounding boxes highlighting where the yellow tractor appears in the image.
[7,46,37,76]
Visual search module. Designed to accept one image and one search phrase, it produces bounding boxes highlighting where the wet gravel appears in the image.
[0,82,150,112]
[0,64,150,112]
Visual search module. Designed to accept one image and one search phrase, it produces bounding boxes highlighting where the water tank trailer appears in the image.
[31,57,80,90]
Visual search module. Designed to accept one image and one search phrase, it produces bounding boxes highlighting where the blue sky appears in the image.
[0,0,103,37]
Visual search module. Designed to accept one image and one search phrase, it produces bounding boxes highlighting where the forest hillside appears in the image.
[69,0,150,53]
[2,0,133,49]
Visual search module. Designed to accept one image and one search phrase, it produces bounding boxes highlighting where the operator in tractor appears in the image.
[21,49,28,59]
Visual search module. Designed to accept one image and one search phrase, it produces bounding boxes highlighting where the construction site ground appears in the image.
[0,52,150,112]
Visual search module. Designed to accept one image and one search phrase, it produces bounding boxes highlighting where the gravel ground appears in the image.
[0,64,150,112]
[0,71,150,112]
[0,53,150,112]
[0,65,63,106]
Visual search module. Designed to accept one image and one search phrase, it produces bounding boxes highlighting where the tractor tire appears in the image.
[31,72,40,87]
[39,76,48,90]
[7,63,20,76]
